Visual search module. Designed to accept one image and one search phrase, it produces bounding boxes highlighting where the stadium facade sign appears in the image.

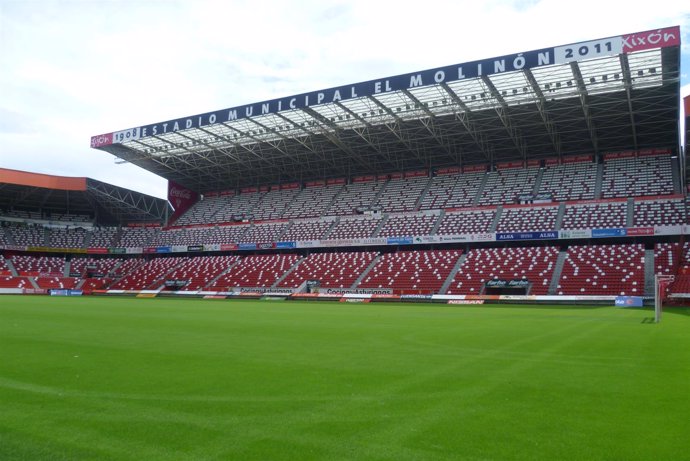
[91,26,680,148]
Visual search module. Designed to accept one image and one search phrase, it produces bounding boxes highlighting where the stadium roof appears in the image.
[92,26,682,193]
[0,169,171,225]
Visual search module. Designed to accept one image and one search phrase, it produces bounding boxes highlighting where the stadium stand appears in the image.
[89,227,119,248]
[119,227,159,247]
[48,227,87,248]
[654,242,680,277]
[209,254,300,289]
[326,180,384,216]
[446,246,558,295]
[12,255,65,276]
[239,222,290,244]
[378,213,438,238]
[633,198,685,227]
[161,255,239,291]
[478,167,539,205]
[556,244,644,295]
[560,201,627,230]
[6,224,46,246]
[285,184,343,219]
[280,219,334,241]
[278,251,377,288]
[600,155,675,198]
[251,188,300,221]
[110,257,186,290]
[358,249,462,293]
[538,159,597,201]
[495,205,559,233]
[375,175,429,213]
[436,209,495,235]
[327,215,383,239]
[419,171,485,210]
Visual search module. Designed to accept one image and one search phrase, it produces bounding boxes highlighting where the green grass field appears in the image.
[1,296,689,460]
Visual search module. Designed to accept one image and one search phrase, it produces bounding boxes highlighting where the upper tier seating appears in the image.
[375,176,429,213]
[479,167,539,205]
[561,201,627,230]
[118,227,159,247]
[358,249,462,293]
[239,222,289,244]
[446,246,558,295]
[0,227,10,246]
[161,255,239,291]
[281,220,333,241]
[326,181,384,216]
[174,196,223,226]
[378,213,438,238]
[419,172,485,210]
[11,255,65,276]
[251,189,300,221]
[89,227,119,248]
[284,185,343,219]
[436,209,495,235]
[556,244,644,295]
[601,155,674,198]
[538,161,598,201]
[212,192,265,223]
[327,215,382,239]
[209,254,300,289]
[110,257,185,290]
[279,251,377,288]
[48,227,86,248]
[495,206,559,233]
[7,225,45,246]
[633,199,685,227]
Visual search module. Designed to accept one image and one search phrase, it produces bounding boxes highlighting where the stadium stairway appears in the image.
[644,248,655,296]
[352,254,382,288]
[83,231,92,248]
[440,253,468,294]
[371,215,389,238]
[626,198,635,227]
[471,173,489,206]
[413,176,433,211]
[671,157,682,193]
[321,217,339,239]
[431,210,445,235]
[202,257,242,290]
[593,162,604,198]
[489,206,503,232]
[63,260,71,277]
[532,167,544,194]
[5,258,18,277]
[271,256,305,288]
[547,250,568,295]
[554,203,566,230]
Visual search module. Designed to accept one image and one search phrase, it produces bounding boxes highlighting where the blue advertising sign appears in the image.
[387,237,414,245]
[495,231,558,241]
[615,296,643,307]
[276,241,296,249]
[238,243,257,250]
[156,246,172,253]
[592,228,627,238]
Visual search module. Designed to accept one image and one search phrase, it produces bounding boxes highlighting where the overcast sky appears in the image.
[1,0,689,199]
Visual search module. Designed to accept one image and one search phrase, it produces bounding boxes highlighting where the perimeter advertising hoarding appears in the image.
[91,26,680,148]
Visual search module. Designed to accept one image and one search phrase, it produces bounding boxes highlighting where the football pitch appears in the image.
[1,296,689,460]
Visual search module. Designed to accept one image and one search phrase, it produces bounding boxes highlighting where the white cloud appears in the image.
[1,0,689,200]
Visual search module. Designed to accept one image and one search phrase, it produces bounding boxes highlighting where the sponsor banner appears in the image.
[156,246,172,253]
[257,242,275,250]
[387,237,414,245]
[204,243,221,252]
[87,247,109,254]
[622,26,680,53]
[400,294,433,300]
[296,240,320,248]
[143,247,156,254]
[50,289,83,297]
[220,243,238,251]
[448,300,485,305]
[108,247,126,254]
[276,241,296,249]
[654,225,682,236]
[341,293,373,299]
[322,287,393,295]
[496,231,558,241]
[591,228,627,238]
[238,243,257,250]
[187,245,204,252]
[232,287,296,294]
[371,294,402,300]
[3,245,27,252]
[0,288,24,295]
[90,132,113,148]
[472,233,495,242]
[615,296,644,307]
[499,295,537,301]
[559,229,592,239]
[626,227,654,237]
[27,246,87,254]
[432,295,466,301]
[168,181,200,224]
[413,235,440,244]
[340,298,370,303]
[126,247,142,254]
[172,245,188,253]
